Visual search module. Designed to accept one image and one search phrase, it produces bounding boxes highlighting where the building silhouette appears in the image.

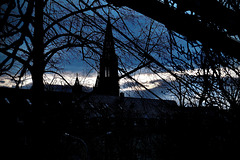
[72,74,82,95]
[94,18,119,96]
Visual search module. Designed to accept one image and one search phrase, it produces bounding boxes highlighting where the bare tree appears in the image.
[163,30,240,109]
[0,0,110,106]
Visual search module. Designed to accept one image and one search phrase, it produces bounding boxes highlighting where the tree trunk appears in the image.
[31,65,45,107]
[30,1,47,159]
[32,0,44,107]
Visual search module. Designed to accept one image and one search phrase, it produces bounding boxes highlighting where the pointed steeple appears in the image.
[94,17,119,96]
[74,74,80,86]
[103,17,115,54]
[73,73,82,94]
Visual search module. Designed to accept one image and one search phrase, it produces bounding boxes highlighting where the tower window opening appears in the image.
[105,67,110,77]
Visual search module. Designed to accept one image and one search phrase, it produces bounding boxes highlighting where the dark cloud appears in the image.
[120,81,139,89]
[120,78,174,100]
[0,80,5,83]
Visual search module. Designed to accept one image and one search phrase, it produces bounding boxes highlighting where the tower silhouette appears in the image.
[94,18,119,96]
[72,73,82,94]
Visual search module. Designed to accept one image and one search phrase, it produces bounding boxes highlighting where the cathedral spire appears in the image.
[103,17,114,52]
[73,73,82,94]
[74,73,80,86]
[94,17,119,96]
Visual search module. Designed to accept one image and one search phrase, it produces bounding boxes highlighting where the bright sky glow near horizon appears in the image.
[1,60,239,101]
[0,68,171,91]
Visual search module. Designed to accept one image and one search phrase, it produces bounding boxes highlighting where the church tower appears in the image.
[72,74,82,94]
[94,18,119,96]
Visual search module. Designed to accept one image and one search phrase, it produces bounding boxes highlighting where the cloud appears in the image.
[0,76,14,87]
[119,72,174,92]
[121,78,175,100]
[0,70,172,91]
[1,65,238,102]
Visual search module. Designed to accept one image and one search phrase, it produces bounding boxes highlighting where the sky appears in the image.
[1,0,239,104]
[0,0,174,100]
